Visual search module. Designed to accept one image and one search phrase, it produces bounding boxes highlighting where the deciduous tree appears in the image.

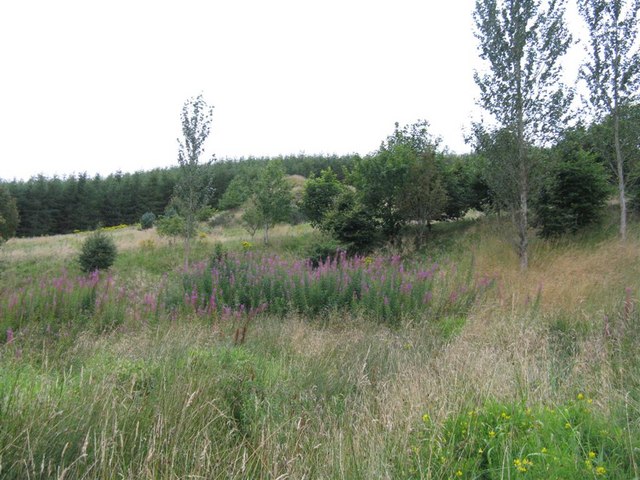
[174,94,214,268]
[474,0,572,269]
[578,0,640,240]
[252,160,292,244]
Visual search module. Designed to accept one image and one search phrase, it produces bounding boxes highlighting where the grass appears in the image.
[1,216,640,478]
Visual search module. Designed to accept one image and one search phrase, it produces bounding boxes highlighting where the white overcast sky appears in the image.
[0,0,585,181]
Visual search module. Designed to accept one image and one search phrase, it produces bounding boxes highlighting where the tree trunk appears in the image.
[518,189,529,270]
[516,53,528,271]
[614,106,627,241]
[184,236,191,271]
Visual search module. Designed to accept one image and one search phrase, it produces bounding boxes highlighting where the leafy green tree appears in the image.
[351,121,440,239]
[0,185,19,241]
[218,165,259,210]
[252,160,292,244]
[578,0,640,240]
[301,168,346,228]
[474,0,572,269]
[156,213,185,245]
[534,145,611,237]
[321,189,380,254]
[398,152,448,244]
[173,94,214,268]
[441,154,493,218]
[240,199,262,239]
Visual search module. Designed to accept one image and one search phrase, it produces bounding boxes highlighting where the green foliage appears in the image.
[78,229,117,273]
[140,211,156,230]
[155,214,185,242]
[174,94,214,266]
[196,205,216,222]
[442,154,492,218]
[399,151,448,242]
[578,0,640,239]
[218,166,259,210]
[304,235,342,267]
[351,120,442,239]
[410,398,637,479]
[0,185,19,241]
[240,200,262,238]
[301,168,346,228]
[321,190,381,254]
[352,141,411,238]
[535,144,611,238]
[474,0,572,268]
[252,160,292,244]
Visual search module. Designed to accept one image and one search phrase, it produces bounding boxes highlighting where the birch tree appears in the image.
[174,94,214,269]
[473,0,572,269]
[578,0,640,240]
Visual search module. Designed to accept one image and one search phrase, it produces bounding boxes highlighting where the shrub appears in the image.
[78,230,117,273]
[196,205,217,222]
[140,212,156,230]
[535,149,610,238]
[321,190,381,254]
[156,215,185,242]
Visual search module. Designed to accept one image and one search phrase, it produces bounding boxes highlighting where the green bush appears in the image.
[535,149,610,238]
[321,190,380,254]
[140,212,156,230]
[78,230,117,273]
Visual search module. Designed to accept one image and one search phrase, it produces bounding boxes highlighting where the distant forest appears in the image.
[2,155,357,237]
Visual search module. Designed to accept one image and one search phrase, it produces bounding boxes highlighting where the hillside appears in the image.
[0,215,639,479]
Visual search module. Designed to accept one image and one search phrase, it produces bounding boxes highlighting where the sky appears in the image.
[0,0,586,181]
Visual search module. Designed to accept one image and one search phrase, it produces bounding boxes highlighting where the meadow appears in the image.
[1,215,639,479]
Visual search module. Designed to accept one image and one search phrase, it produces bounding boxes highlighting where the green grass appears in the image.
[1,216,640,478]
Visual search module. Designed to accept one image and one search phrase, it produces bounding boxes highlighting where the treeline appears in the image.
[2,155,357,237]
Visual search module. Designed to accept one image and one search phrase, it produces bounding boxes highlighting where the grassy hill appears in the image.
[0,213,639,479]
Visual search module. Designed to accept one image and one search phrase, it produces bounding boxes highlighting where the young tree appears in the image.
[174,94,214,268]
[578,0,640,240]
[240,199,263,239]
[301,168,347,228]
[252,160,292,244]
[398,152,448,245]
[351,120,440,240]
[474,0,572,269]
[534,145,610,237]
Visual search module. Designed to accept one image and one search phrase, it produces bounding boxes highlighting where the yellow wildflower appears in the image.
[588,451,596,459]
[577,393,585,400]
[488,430,496,438]
[595,466,606,475]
